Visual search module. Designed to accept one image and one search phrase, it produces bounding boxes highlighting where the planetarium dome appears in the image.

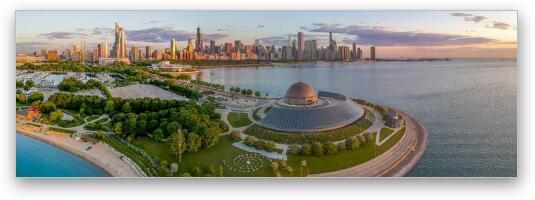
[284,81,318,105]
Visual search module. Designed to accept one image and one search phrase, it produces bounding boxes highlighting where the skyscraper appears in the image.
[112,22,127,59]
[196,26,203,51]
[370,46,376,60]
[209,40,215,53]
[338,46,350,61]
[97,43,108,59]
[329,32,333,50]
[145,45,152,59]
[170,38,177,59]
[187,38,194,52]
[234,40,242,52]
[352,43,357,61]
[297,32,304,60]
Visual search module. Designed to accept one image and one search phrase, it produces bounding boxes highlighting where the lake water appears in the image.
[16,133,108,177]
[198,59,517,177]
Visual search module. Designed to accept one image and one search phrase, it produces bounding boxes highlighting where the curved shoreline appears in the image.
[16,124,142,177]
[310,109,428,177]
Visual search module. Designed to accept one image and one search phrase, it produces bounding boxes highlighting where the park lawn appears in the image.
[131,135,289,177]
[85,115,100,122]
[379,127,395,141]
[101,136,159,176]
[253,107,262,121]
[287,127,406,175]
[227,112,252,128]
[48,127,76,134]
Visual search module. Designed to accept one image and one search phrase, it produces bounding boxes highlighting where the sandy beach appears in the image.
[16,122,143,177]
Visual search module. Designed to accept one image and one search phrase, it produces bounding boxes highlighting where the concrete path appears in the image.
[232,141,287,160]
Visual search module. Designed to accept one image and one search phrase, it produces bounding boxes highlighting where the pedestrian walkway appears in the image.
[232,141,287,160]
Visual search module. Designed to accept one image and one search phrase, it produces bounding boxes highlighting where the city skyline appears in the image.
[16,11,517,58]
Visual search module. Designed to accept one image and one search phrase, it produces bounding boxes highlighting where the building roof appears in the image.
[285,81,317,100]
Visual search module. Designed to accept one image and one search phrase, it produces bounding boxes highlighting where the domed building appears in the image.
[257,81,365,133]
[284,82,318,105]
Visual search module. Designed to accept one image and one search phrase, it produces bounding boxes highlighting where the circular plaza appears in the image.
[257,81,365,133]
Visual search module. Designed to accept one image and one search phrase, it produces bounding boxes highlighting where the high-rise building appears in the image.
[338,46,350,61]
[357,47,362,60]
[196,26,203,51]
[224,43,233,54]
[209,40,216,53]
[352,43,357,60]
[46,49,58,61]
[97,43,109,59]
[297,32,304,60]
[329,32,333,50]
[370,46,376,60]
[130,45,141,62]
[145,46,152,59]
[40,49,47,57]
[170,38,177,59]
[234,40,242,52]
[112,22,127,59]
[187,38,194,52]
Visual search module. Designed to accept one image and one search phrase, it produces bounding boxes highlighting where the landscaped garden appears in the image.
[244,116,373,144]
[227,112,252,128]
[379,127,395,141]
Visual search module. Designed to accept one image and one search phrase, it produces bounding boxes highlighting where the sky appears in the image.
[16,11,517,58]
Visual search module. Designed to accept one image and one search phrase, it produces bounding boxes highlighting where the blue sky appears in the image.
[16,11,517,58]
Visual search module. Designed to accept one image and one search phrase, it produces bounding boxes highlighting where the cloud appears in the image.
[257,24,264,28]
[451,12,473,17]
[145,20,161,24]
[307,23,496,46]
[38,31,89,39]
[127,27,228,43]
[487,21,512,30]
[464,16,487,23]
[300,26,308,30]
[16,41,52,53]
[92,27,114,35]
[257,36,288,46]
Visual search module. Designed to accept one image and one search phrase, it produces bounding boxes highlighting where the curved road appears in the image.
[310,109,428,177]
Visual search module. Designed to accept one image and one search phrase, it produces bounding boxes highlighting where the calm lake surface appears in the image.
[199,59,517,177]
[16,133,108,177]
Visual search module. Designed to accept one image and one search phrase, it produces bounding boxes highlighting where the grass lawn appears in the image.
[244,116,373,144]
[101,136,159,176]
[48,127,76,134]
[253,107,262,121]
[131,135,296,177]
[287,127,406,174]
[85,115,100,122]
[379,127,395,141]
[227,112,252,128]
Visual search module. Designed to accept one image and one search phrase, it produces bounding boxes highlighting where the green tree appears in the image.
[24,80,35,90]
[244,136,257,146]
[166,121,181,136]
[324,142,338,154]
[16,80,24,88]
[27,92,44,103]
[16,93,26,104]
[254,91,261,98]
[264,140,277,152]
[312,142,324,156]
[122,102,132,113]
[153,128,164,142]
[104,100,115,114]
[49,110,64,122]
[168,130,186,163]
[345,138,360,150]
[95,131,107,140]
[300,143,311,155]
[288,144,301,154]
[39,101,56,114]
[113,122,123,137]
[186,132,202,152]
[30,100,41,110]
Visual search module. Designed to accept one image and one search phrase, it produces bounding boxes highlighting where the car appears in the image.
[86,146,93,151]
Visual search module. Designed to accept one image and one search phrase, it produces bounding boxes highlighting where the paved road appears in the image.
[310,110,427,177]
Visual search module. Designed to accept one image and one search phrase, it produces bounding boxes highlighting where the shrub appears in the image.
[253,140,266,150]
[364,132,374,141]
[324,142,338,154]
[271,162,279,170]
[264,140,277,152]
[300,143,311,155]
[279,160,288,168]
[230,130,241,140]
[192,166,203,177]
[244,136,257,146]
[288,144,301,154]
[345,138,360,150]
[312,142,324,156]
[357,134,366,143]
[27,92,44,103]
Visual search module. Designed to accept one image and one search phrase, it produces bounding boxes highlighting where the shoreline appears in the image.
[16,123,142,177]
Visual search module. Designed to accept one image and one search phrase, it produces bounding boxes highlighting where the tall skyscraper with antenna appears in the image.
[196,26,203,51]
